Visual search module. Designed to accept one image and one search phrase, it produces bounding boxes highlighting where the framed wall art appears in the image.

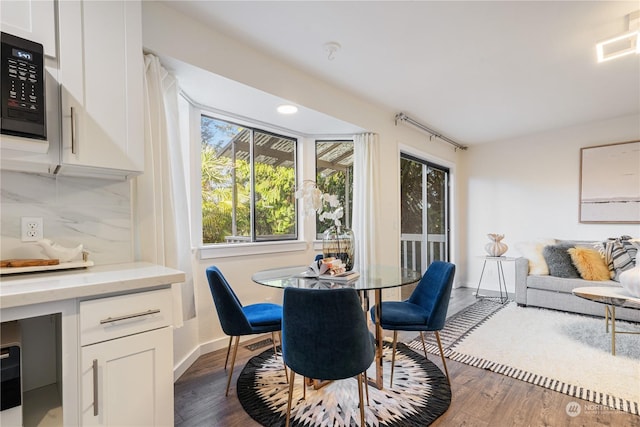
[579,140,640,223]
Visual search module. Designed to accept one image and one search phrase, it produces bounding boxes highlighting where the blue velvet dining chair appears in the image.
[370,261,456,387]
[282,287,375,427]
[206,266,287,396]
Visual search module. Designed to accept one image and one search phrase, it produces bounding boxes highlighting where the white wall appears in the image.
[142,2,463,376]
[462,114,640,293]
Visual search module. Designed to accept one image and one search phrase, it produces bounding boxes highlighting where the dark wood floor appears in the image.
[174,288,639,427]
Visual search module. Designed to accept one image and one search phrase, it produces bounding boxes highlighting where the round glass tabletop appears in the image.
[252,264,421,291]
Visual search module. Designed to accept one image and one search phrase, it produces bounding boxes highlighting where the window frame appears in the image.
[187,103,357,259]
[200,112,299,245]
[314,139,354,240]
[195,108,305,258]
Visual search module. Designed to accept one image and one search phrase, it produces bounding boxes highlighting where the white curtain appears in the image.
[352,133,379,271]
[136,54,196,324]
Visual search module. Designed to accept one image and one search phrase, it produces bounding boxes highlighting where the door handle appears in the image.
[100,309,161,325]
[92,359,99,416]
[70,106,76,154]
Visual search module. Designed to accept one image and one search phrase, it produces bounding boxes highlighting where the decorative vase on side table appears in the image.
[322,226,355,271]
[485,233,508,257]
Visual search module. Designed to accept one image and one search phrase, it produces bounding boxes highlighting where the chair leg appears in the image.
[390,331,398,388]
[285,370,296,427]
[363,370,370,406]
[272,332,289,383]
[435,331,451,386]
[419,331,428,360]
[225,336,240,396]
[224,335,233,370]
[357,373,366,427]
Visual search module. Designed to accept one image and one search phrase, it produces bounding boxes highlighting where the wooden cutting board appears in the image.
[0,259,60,268]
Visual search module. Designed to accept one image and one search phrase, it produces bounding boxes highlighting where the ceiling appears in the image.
[156,55,365,136]
[158,1,640,145]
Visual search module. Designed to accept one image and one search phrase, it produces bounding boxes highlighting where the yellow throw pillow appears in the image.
[568,247,610,281]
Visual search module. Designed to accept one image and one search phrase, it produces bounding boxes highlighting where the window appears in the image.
[315,140,354,239]
[201,115,297,244]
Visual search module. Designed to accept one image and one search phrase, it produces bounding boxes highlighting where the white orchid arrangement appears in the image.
[295,180,344,226]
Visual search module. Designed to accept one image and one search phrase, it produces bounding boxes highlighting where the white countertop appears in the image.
[0,262,185,309]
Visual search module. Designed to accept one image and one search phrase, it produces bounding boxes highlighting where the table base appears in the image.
[475,258,509,304]
[604,305,640,356]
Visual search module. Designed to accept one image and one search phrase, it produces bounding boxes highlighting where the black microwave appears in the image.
[1,32,46,140]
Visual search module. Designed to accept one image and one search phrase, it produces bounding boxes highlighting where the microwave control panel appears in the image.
[1,32,46,140]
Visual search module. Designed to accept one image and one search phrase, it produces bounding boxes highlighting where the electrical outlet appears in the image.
[21,217,43,242]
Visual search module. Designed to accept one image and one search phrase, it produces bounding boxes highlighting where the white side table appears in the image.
[475,256,515,304]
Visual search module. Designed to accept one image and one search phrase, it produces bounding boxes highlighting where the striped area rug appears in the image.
[407,297,507,354]
[408,300,640,415]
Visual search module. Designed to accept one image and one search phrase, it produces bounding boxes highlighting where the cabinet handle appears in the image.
[99,309,161,325]
[92,359,99,416]
[70,106,76,154]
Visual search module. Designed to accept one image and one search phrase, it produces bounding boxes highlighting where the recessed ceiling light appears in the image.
[277,104,298,114]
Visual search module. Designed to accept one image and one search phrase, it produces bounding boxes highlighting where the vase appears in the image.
[322,226,355,271]
[485,233,508,257]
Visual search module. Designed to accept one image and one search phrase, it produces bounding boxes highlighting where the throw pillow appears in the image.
[567,247,610,281]
[619,266,640,298]
[542,244,580,278]
[515,239,556,275]
[603,237,638,281]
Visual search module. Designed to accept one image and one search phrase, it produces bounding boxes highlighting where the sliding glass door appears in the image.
[400,154,450,282]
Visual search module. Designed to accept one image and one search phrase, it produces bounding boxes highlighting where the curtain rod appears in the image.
[394,113,468,151]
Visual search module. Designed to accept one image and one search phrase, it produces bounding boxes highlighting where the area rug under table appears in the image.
[237,343,451,427]
[409,301,640,415]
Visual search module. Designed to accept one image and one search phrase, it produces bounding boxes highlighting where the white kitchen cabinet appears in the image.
[0,0,56,57]
[58,0,144,177]
[0,263,184,427]
[79,288,174,426]
[81,328,173,426]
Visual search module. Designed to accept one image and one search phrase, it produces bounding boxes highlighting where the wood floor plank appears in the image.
[175,287,640,426]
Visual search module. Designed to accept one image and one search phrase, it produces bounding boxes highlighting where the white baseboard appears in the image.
[173,335,254,382]
[173,345,201,382]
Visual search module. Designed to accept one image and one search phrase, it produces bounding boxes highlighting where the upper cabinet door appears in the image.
[58,0,144,176]
[0,0,56,57]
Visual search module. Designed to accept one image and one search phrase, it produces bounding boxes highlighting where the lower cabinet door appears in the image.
[81,327,173,426]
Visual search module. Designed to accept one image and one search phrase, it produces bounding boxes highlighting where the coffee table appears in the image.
[572,286,640,355]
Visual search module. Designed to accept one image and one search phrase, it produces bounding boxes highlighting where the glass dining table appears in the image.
[252,264,422,390]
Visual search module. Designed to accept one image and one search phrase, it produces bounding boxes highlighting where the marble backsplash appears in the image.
[1,171,133,265]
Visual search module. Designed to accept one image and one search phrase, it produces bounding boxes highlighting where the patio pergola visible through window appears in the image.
[201,115,353,244]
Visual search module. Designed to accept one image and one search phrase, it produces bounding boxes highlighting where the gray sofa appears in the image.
[515,257,640,323]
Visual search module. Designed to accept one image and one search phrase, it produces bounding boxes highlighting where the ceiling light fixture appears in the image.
[596,10,640,62]
[277,104,298,115]
[323,42,341,61]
